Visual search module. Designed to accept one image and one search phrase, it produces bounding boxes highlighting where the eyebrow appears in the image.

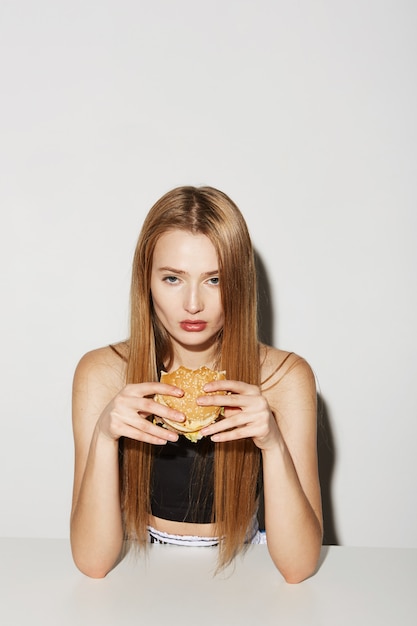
[157,266,218,277]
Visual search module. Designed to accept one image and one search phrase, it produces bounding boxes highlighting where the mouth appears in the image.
[180,320,208,332]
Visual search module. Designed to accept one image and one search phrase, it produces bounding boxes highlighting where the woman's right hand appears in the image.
[96,383,185,445]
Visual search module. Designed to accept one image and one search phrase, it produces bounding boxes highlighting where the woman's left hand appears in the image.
[198,379,281,451]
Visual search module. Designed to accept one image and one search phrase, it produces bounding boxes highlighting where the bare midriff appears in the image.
[148,515,217,537]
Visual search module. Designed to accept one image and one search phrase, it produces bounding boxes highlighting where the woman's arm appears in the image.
[70,347,184,578]
[261,356,323,583]
[70,348,126,578]
[200,351,323,583]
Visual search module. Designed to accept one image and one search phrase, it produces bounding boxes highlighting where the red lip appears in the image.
[180,320,208,332]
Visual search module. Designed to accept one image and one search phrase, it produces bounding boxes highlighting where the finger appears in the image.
[126,382,184,399]
[197,393,248,410]
[200,413,243,437]
[148,398,186,423]
[130,395,185,423]
[202,379,258,395]
[209,424,263,443]
[122,419,179,445]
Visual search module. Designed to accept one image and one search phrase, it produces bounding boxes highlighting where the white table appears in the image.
[0,539,416,625]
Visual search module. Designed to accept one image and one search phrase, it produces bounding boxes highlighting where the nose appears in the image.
[184,284,203,314]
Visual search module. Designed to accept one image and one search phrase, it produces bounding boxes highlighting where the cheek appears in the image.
[213,301,224,325]
[151,287,179,319]
[152,294,166,313]
[150,287,164,315]
[215,294,224,316]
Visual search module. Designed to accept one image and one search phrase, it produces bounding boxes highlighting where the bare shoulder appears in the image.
[259,344,315,391]
[259,344,317,431]
[73,342,128,398]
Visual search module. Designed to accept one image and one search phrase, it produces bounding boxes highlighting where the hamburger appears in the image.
[154,365,226,442]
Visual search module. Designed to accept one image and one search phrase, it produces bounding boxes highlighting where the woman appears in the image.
[70,186,323,582]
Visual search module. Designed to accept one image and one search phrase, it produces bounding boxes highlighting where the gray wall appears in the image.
[1,0,416,548]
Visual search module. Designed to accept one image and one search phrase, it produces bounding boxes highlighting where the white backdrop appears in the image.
[1,0,416,548]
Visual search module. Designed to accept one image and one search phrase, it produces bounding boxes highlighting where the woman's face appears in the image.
[150,229,224,355]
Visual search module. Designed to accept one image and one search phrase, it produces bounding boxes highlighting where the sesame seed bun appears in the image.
[154,366,226,442]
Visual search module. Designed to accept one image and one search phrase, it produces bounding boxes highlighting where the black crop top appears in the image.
[150,436,215,524]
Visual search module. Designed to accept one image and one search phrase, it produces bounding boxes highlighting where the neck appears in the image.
[171,346,219,372]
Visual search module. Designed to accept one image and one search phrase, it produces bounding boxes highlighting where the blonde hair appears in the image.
[121,186,261,569]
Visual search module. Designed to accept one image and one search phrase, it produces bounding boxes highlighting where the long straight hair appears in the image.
[121,186,261,569]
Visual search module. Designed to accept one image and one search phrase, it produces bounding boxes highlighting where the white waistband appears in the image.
[147,521,266,547]
[147,526,219,547]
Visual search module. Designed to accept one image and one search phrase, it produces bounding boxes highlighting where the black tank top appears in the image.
[150,436,215,524]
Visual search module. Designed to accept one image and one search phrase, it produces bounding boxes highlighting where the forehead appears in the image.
[153,230,218,267]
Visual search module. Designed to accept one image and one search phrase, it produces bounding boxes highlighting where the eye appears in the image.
[163,275,179,284]
[207,276,219,285]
